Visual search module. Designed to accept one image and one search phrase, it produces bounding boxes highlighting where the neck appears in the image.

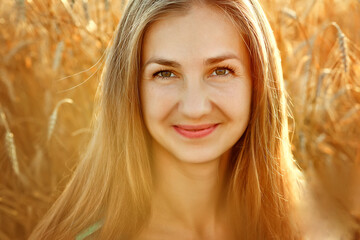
[150,141,231,231]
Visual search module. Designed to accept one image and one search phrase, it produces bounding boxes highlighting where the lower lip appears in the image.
[173,124,218,139]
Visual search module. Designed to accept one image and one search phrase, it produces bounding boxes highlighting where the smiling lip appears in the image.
[173,124,219,139]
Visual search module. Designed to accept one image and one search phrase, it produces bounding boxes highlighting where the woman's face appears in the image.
[140,4,252,163]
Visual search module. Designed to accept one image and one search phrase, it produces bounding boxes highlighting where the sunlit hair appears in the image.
[30,0,303,239]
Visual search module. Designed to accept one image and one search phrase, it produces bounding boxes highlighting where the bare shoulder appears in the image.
[297,180,356,240]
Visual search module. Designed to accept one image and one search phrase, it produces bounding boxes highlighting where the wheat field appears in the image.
[0,0,359,239]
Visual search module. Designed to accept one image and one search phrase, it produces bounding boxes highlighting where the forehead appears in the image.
[141,3,248,66]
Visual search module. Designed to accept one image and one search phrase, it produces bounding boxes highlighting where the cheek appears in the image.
[141,83,179,123]
[210,81,252,120]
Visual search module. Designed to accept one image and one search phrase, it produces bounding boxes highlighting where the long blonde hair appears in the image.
[30,0,303,239]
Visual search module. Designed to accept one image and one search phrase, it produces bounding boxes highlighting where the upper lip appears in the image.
[173,123,219,130]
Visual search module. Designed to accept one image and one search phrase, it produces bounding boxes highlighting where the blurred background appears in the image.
[0,0,359,239]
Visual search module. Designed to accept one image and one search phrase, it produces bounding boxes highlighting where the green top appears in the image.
[75,221,103,240]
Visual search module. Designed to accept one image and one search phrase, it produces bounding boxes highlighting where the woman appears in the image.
[30,0,304,239]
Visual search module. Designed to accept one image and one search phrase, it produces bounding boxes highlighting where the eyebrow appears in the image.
[142,53,242,70]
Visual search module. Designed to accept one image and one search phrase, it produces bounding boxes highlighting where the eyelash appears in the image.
[153,69,176,79]
[153,65,236,80]
[211,65,236,77]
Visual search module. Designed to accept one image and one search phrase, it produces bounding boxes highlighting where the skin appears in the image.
[139,3,252,240]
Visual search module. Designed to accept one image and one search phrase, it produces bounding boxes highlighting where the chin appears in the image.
[173,149,224,164]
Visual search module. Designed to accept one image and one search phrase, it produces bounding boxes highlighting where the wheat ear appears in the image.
[332,22,349,72]
[47,98,74,141]
[1,109,20,176]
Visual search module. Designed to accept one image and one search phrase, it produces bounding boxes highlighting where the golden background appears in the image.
[0,0,359,239]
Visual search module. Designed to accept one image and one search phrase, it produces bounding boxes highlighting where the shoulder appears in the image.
[296,179,356,240]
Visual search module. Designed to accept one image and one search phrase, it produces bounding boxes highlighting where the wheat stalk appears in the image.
[15,0,25,20]
[4,40,33,63]
[61,0,81,27]
[105,0,110,11]
[47,98,74,141]
[0,68,16,101]
[316,68,331,98]
[82,0,90,22]
[332,22,349,73]
[71,128,92,137]
[339,104,360,125]
[328,86,348,105]
[281,7,297,20]
[5,132,20,176]
[1,109,20,177]
[281,7,311,49]
[52,41,65,71]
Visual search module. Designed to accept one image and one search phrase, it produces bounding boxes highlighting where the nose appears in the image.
[178,80,212,119]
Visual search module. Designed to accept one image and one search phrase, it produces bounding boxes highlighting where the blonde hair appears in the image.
[30,0,303,239]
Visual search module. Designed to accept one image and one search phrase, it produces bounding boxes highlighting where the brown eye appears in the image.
[215,69,227,75]
[155,71,175,78]
[211,68,231,76]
